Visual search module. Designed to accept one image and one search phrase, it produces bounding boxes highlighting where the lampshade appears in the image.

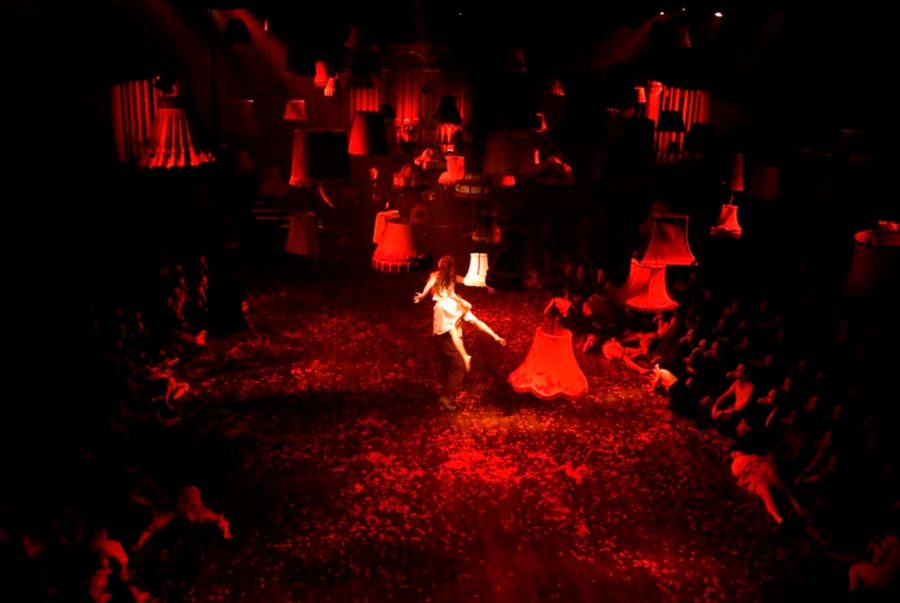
[463,253,490,287]
[140,96,215,169]
[290,129,350,186]
[372,219,419,272]
[438,155,466,184]
[509,327,588,399]
[324,77,339,96]
[844,229,900,299]
[656,110,685,133]
[729,152,745,192]
[220,98,258,146]
[635,86,647,104]
[314,61,329,88]
[348,111,389,156]
[684,123,716,153]
[548,79,565,97]
[615,259,678,311]
[710,204,742,239]
[433,96,462,125]
[641,214,697,266]
[284,211,320,256]
[454,173,492,198]
[283,99,309,122]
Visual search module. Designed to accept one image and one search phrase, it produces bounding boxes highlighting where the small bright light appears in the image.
[458,11,463,16]
[659,11,665,16]
[264,19,269,32]
[714,11,723,18]
[681,7,687,12]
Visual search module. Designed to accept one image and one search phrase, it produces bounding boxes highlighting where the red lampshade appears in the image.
[438,155,466,184]
[641,214,697,266]
[845,229,900,299]
[140,96,215,169]
[283,99,309,122]
[372,219,419,272]
[710,204,742,239]
[348,111,389,156]
[509,327,588,399]
[314,61,329,88]
[616,259,678,312]
[549,79,565,97]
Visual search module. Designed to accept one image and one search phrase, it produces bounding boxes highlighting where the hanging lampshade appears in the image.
[314,61,330,88]
[454,173,492,198]
[684,123,716,153]
[615,258,678,311]
[290,129,350,186]
[463,253,490,287]
[284,211,320,256]
[710,204,742,238]
[221,98,259,146]
[283,99,309,122]
[438,155,466,184]
[372,219,419,272]
[324,76,339,96]
[751,164,781,200]
[657,110,685,133]
[509,326,588,400]
[140,96,215,169]
[433,95,462,125]
[844,229,900,299]
[372,209,401,244]
[635,86,647,104]
[348,111,389,156]
[641,214,697,266]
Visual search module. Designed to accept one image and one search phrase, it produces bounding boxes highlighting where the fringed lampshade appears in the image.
[439,155,466,184]
[616,258,678,311]
[140,96,215,169]
[290,129,350,186]
[844,229,900,299]
[433,96,462,125]
[729,152,745,192]
[348,111,389,156]
[463,253,490,287]
[372,219,419,272]
[284,211,320,256]
[283,99,309,122]
[710,204,742,239]
[641,214,697,266]
[454,173,491,198]
[509,326,588,399]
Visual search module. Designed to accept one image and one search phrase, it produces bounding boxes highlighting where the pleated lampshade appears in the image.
[641,214,697,266]
[615,258,678,311]
[140,96,215,169]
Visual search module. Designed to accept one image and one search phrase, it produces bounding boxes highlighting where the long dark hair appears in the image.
[436,255,455,295]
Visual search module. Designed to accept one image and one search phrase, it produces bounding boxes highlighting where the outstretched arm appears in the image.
[414,273,437,303]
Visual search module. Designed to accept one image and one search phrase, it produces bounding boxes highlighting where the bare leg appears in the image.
[450,323,471,371]
[468,315,506,346]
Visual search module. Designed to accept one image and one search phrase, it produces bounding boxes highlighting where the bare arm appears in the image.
[414,273,437,303]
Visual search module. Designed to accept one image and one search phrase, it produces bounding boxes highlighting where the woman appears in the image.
[414,255,505,371]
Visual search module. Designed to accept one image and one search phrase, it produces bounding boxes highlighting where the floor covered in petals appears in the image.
[151,260,839,602]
